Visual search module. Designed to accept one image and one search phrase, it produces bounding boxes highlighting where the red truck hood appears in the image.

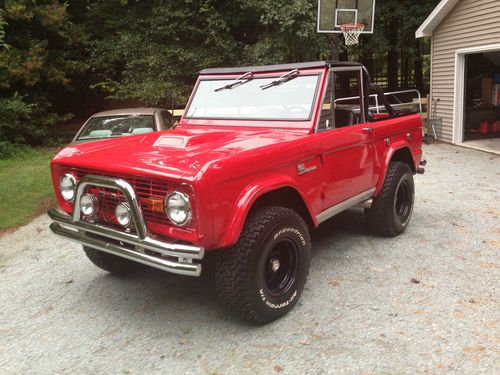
[53,125,307,181]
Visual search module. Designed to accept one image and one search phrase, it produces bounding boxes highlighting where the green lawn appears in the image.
[0,148,57,231]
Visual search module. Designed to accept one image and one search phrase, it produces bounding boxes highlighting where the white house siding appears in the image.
[431,0,500,142]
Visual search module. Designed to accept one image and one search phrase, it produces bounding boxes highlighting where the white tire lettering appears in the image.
[273,227,306,246]
[259,289,298,309]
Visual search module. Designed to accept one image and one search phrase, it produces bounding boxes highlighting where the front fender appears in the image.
[219,175,317,249]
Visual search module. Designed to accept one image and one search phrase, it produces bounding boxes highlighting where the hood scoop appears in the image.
[153,135,187,148]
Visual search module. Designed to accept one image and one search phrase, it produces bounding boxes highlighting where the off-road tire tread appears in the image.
[215,206,309,324]
[83,246,143,275]
[366,162,412,237]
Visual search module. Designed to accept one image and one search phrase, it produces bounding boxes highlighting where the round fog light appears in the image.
[115,202,132,227]
[80,194,98,216]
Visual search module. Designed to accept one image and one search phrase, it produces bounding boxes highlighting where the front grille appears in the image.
[73,169,171,227]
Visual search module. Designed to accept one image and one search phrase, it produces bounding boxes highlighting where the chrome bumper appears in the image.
[48,175,204,277]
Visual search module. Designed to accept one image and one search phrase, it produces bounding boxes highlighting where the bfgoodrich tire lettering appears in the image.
[215,206,311,324]
[366,161,415,237]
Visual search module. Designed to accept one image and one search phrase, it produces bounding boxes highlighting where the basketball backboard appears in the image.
[317,0,376,34]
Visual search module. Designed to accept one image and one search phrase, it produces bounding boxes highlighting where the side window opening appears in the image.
[317,69,364,131]
[333,70,364,128]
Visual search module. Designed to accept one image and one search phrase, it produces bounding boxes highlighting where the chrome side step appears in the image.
[316,188,376,224]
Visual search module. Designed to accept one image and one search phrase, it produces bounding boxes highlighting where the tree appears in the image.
[85,0,333,106]
[0,0,87,145]
[0,9,7,49]
[86,0,240,106]
[0,0,439,150]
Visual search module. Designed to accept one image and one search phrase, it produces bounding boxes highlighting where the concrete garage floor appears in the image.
[462,138,500,155]
[0,143,498,374]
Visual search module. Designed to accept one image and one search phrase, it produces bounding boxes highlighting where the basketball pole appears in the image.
[331,34,340,61]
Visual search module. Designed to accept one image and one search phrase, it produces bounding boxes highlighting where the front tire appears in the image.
[83,246,144,275]
[366,162,415,237]
[215,206,311,324]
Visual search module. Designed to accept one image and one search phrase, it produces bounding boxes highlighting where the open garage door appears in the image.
[463,51,500,142]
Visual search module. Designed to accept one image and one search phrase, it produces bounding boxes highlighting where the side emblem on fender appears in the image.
[297,163,317,175]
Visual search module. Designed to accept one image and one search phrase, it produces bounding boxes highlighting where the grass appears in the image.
[0,148,57,232]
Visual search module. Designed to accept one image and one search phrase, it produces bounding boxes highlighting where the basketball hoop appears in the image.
[340,23,366,46]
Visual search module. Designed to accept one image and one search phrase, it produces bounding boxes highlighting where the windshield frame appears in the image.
[182,70,324,127]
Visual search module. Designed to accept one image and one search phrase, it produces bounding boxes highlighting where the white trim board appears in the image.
[452,43,500,144]
[416,0,460,38]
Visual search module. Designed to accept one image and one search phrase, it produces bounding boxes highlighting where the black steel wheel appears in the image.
[264,239,299,296]
[395,178,413,223]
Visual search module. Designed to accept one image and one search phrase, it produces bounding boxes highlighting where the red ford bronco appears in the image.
[48,61,425,323]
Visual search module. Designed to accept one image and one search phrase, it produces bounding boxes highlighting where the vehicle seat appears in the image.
[335,109,356,128]
[88,130,112,137]
[131,128,154,134]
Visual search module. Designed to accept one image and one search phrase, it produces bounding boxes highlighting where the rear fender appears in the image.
[220,176,317,248]
[375,142,415,195]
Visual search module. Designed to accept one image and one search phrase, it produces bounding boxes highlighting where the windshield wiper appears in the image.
[260,69,299,90]
[214,72,254,92]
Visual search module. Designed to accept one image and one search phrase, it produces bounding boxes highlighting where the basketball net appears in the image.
[340,23,366,46]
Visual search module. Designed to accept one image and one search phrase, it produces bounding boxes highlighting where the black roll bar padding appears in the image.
[369,83,396,117]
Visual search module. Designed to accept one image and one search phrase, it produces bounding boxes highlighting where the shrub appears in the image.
[0,94,68,150]
[0,94,34,144]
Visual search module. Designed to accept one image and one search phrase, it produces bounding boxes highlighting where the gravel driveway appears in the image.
[1,143,498,374]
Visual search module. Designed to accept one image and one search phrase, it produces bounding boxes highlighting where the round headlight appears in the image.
[115,202,132,227]
[80,194,98,216]
[60,174,77,202]
[165,191,192,226]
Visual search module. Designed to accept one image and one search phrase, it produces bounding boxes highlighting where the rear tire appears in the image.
[215,206,311,324]
[83,246,143,275]
[366,162,415,237]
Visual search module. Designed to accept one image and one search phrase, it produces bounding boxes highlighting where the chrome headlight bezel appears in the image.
[165,191,192,226]
[59,173,77,202]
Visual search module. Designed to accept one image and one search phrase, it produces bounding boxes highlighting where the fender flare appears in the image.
[375,141,414,195]
[219,176,317,248]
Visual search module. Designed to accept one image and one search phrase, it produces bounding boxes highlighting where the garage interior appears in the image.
[463,50,500,152]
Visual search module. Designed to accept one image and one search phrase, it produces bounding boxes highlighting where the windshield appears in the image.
[77,115,155,140]
[185,74,320,122]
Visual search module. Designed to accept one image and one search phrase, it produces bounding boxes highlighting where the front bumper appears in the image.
[48,175,204,277]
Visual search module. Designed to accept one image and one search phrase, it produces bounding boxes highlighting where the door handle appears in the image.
[362,127,374,133]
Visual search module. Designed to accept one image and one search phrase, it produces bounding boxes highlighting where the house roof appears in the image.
[415,0,461,38]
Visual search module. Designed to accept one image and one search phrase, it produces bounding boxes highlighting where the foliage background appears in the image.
[0,0,439,154]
